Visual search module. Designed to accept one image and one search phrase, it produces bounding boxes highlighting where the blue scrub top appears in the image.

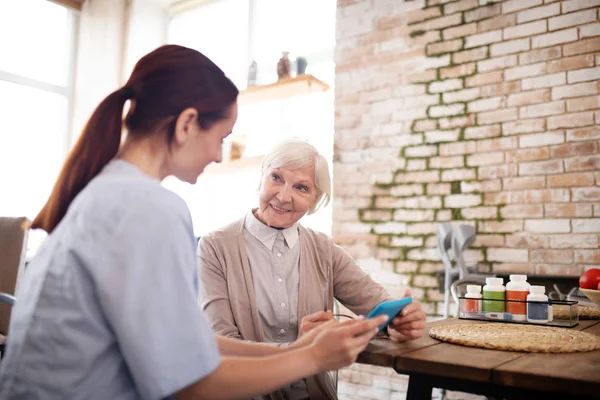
[0,160,220,399]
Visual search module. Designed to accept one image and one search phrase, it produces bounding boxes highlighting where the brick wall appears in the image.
[334,0,600,398]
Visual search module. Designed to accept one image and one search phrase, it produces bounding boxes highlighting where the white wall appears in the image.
[70,0,127,142]
[71,0,168,142]
[124,0,169,78]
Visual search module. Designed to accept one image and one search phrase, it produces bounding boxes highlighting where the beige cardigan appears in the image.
[197,217,392,400]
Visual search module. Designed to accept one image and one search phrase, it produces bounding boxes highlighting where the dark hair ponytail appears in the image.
[32,45,238,233]
[32,89,129,233]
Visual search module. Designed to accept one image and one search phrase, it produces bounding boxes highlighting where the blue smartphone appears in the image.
[366,297,413,332]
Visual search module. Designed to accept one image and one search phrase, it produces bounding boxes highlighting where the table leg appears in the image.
[406,373,433,400]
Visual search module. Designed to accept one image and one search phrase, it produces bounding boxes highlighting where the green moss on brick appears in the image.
[492,203,506,222]
[450,181,461,194]
[401,247,410,260]
[378,235,391,247]
[349,0,520,318]
[409,119,418,133]
[409,29,426,38]
[496,206,504,222]
[451,208,462,221]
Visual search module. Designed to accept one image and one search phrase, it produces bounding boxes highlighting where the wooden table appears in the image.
[357,318,600,400]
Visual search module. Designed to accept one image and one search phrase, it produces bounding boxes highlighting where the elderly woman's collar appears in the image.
[244,209,299,250]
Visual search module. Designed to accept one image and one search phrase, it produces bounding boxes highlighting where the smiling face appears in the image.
[170,102,238,184]
[254,165,318,229]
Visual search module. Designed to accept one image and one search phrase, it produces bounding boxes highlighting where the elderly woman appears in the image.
[198,139,426,400]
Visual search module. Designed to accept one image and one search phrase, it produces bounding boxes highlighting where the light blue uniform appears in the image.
[0,160,220,399]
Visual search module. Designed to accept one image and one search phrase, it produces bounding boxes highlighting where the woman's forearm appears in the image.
[216,335,289,356]
[176,315,387,400]
[176,347,318,400]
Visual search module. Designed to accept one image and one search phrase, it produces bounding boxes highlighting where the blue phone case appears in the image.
[366,297,413,331]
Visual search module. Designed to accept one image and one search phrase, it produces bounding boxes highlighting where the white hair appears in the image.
[261,139,331,215]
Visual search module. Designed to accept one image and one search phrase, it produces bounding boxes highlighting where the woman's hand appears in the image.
[181,316,386,400]
[387,289,426,342]
[307,315,388,371]
[298,311,336,337]
[290,314,338,351]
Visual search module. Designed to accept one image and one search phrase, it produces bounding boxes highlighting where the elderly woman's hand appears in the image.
[298,311,336,337]
[386,289,426,341]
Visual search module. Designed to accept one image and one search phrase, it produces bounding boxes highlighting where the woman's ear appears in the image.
[173,107,199,145]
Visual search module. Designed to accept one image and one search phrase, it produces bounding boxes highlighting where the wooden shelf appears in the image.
[203,75,329,176]
[239,74,330,105]
[203,155,264,175]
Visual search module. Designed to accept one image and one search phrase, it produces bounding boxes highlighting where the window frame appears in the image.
[0,1,80,223]
[0,3,79,159]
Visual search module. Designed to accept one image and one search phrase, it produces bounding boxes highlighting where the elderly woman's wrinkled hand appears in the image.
[298,311,336,337]
[386,289,426,342]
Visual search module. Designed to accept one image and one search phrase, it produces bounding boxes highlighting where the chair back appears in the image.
[436,223,454,274]
[0,217,29,335]
[451,224,476,279]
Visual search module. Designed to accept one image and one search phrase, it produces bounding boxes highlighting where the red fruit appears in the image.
[580,268,600,290]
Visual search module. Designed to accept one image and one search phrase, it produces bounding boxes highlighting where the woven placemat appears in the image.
[429,323,600,353]
[580,306,600,319]
[552,305,600,320]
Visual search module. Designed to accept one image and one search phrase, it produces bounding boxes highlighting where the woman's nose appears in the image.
[277,185,292,203]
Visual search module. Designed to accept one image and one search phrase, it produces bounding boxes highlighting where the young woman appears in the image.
[0,45,386,400]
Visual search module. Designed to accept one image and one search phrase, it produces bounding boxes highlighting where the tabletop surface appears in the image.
[357,318,600,397]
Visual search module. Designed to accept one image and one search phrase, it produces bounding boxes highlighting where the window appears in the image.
[0,0,78,222]
[252,0,336,83]
[168,0,250,89]
[167,0,336,236]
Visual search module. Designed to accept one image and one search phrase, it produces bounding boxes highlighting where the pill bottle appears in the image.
[464,285,482,314]
[527,285,549,324]
[506,274,529,321]
[483,277,505,312]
